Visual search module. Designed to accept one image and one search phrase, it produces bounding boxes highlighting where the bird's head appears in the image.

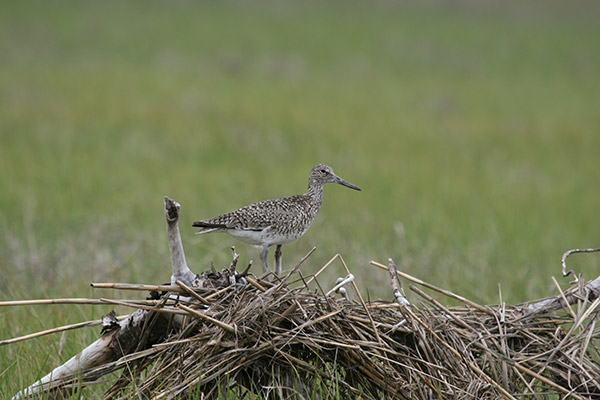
[309,164,361,191]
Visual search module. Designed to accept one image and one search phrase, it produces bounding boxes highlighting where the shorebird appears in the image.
[192,164,361,276]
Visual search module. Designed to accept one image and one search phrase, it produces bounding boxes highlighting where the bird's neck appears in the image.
[306,180,324,204]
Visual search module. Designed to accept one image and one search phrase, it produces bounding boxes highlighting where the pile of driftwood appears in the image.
[4,197,600,399]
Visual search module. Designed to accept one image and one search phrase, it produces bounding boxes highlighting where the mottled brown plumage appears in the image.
[193,164,361,275]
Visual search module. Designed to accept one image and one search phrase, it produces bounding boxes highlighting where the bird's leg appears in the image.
[274,244,282,276]
[259,245,270,275]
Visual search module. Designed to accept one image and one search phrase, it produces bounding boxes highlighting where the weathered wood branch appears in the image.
[13,309,165,399]
[165,196,198,286]
[13,196,199,399]
[524,274,600,314]
[561,247,600,282]
[523,247,600,314]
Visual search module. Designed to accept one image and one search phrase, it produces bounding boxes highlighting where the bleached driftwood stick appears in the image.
[524,275,600,314]
[561,247,600,282]
[387,258,411,308]
[525,248,600,314]
[325,274,354,297]
[14,197,198,399]
[12,309,156,399]
[165,196,197,286]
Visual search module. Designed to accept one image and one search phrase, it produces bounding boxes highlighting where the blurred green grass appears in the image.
[1,0,600,395]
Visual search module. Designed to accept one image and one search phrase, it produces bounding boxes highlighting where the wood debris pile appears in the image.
[6,197,599,399]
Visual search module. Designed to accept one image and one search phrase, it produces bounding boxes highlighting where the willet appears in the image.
[192,164,361,276]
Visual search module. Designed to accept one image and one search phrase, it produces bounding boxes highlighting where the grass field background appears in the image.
[1,0,599,396]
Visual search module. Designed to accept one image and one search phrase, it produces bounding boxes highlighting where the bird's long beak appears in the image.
[334,175,361,191]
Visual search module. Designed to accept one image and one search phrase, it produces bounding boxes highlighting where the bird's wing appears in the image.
[192,196,304,233]
[192,220,268,233]
[192,207,272,232]
[192,193,313,235]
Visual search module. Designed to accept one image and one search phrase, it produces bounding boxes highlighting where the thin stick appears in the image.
[246,276,267,292]
[370,260,494,316]
[175,279,211,305]
[177,304,236,334]
[338,254,382,344]
[0,315,128,346]
[388,258,411,307]
[278,246,318,285]
[204,285,234,301]
[273,302,298,327]
[305,252,338,286]
[99,298,186,315]
[0,298,111,307]
[239,260,253,277]
[561,247,600,282]
[551,276,576,319]
[325,274,354,297]
[91,282,183,293]
[294,246,317,269]
[229,246,240,274]
[513,362,585,400]
[291,309,344,333]
[0,298,176,307]
[409,285,475,333]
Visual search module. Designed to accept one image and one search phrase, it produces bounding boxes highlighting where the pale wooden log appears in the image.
[13,309,154,399]
[14,197,200,399]
[164,196,198,286]
[524,274,600,314]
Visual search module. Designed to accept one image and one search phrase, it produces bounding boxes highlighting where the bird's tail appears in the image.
[192,221,224,235]
[194,228,220,235]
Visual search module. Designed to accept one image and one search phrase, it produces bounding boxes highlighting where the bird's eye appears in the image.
[320,169,327,174]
